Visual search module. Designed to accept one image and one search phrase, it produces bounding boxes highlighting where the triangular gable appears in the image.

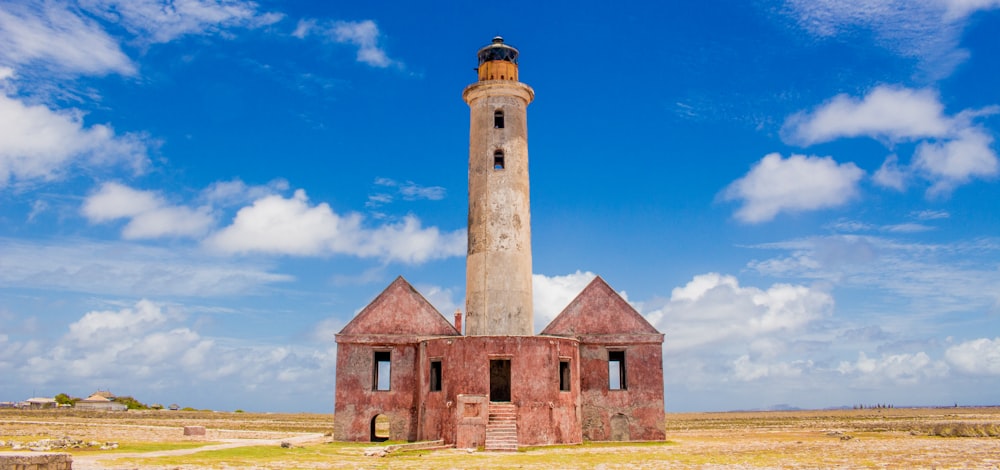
[338,276,459,336]
[541,276,660,336]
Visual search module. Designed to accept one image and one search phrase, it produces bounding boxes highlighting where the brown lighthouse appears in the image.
[333,37,665,449]
[464,37,535,336]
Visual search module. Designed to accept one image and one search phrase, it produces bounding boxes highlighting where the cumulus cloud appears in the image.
[837,351,949,385]
[532,271,598,333]
[914,129,999,196]
[79,0,283,45]
[721,153,864,223]
[782,87,950,146]
[644,273,834,353]
[732,354,813,381]
[17,300,337,410]
[294,18,398,68]
[83,182,215,239]
[0,94,149,188]
[782,85,999,196]
[945,337,1000,375]
[205,189,465,263]
[0,1,135,76]
[781,0,1000,78]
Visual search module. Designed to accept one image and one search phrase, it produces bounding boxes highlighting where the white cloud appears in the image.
[0,238,291,297]
[748,235,1000,316]
[79,0,283,45]
[83,182,215,239]
[332,20,393,68]
[199,178,289,207]
[206,189,465,263]
[781,86,999,196]
[782,87,950,146]
[0,94,149,188]
[17,300,337,410]
[295,18,397,68]
[941,0,1000,19]
[0,1,135,76]
[945,337,1000,375]
[914,128,999,196]
[367,178,447,209]
[532,271,598,333]
[721,153,864,223]
[732,354,813,381]
[645,273,834,353]
[837,351,949,385]
[873,154,908,190]
[781,0,998,78]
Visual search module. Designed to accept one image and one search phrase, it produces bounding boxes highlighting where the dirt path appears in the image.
[70,432,327,470]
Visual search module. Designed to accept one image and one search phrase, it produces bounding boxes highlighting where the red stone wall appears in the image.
[418,336,582,446]
[334,338,422,441]
[578,339,665,441]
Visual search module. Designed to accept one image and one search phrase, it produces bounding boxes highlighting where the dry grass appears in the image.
[3,407,1000,469]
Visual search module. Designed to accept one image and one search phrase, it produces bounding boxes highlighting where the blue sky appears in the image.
[1,0,999,413]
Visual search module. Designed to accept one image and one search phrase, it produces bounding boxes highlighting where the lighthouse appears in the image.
[464,37,535,336]
[334,37,665,448]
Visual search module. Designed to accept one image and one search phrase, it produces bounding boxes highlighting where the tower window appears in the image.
[559,360,571,392]
[494,110,504,128]
[494,150,505,170]
[430,360,442,392]
[608,350,626,390]
[374,351,391,391]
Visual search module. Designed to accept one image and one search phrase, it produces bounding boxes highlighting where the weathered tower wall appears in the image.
[463,77,535,336]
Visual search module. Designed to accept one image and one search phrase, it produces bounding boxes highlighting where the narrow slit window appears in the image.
[494,150,505,170]
[608,350,626,390]
[430,360,442,392]
[374,351,391,391]
[494,110,504,128]
[559,360,571,392]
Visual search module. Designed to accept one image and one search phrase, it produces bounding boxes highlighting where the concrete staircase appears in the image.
[485,402,518,451]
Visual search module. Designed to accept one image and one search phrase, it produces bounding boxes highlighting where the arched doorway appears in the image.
[370,414,390,442]
[610,413,630,441]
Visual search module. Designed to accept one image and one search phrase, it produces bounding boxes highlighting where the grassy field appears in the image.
[2,407,999,468]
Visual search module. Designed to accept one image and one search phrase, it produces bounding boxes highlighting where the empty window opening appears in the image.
[373,351,391,391]
[559,360,571,392]
[371,414,389,442]
[430,360,442,392]
[494,110,505,128]
[608,350,626,390]
[494,150,505,170]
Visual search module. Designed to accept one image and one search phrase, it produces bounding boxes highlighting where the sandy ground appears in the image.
[2,408,999,469]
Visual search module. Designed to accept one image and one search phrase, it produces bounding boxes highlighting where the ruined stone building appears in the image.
[334,37,665,449]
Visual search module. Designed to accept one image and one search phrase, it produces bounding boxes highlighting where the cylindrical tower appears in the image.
[463,37,535,336]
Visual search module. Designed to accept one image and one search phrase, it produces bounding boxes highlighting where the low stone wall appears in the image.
[0,452,72,470]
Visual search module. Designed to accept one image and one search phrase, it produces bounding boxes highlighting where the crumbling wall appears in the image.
[0,452,72,470]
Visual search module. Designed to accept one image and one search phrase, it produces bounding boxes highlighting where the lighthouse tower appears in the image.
[463,36,535,336]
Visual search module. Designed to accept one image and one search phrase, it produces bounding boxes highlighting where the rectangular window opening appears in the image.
[494,110,504,128]
[430,360,442,392]
[608,350,626,391]
[559,360,571,392]
[494,152,505,170]
[374,351,391,391]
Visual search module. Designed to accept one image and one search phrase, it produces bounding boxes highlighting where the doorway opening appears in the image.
[489,359,511,402]
[370,414,389,442]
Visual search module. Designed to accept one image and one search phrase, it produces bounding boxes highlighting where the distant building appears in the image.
[334,37,665,449]
[25,397,57,409]
[76,393,127,411]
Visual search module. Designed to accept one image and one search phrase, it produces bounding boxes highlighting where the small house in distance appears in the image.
[76,392,127,411]
[334,37,665,450]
